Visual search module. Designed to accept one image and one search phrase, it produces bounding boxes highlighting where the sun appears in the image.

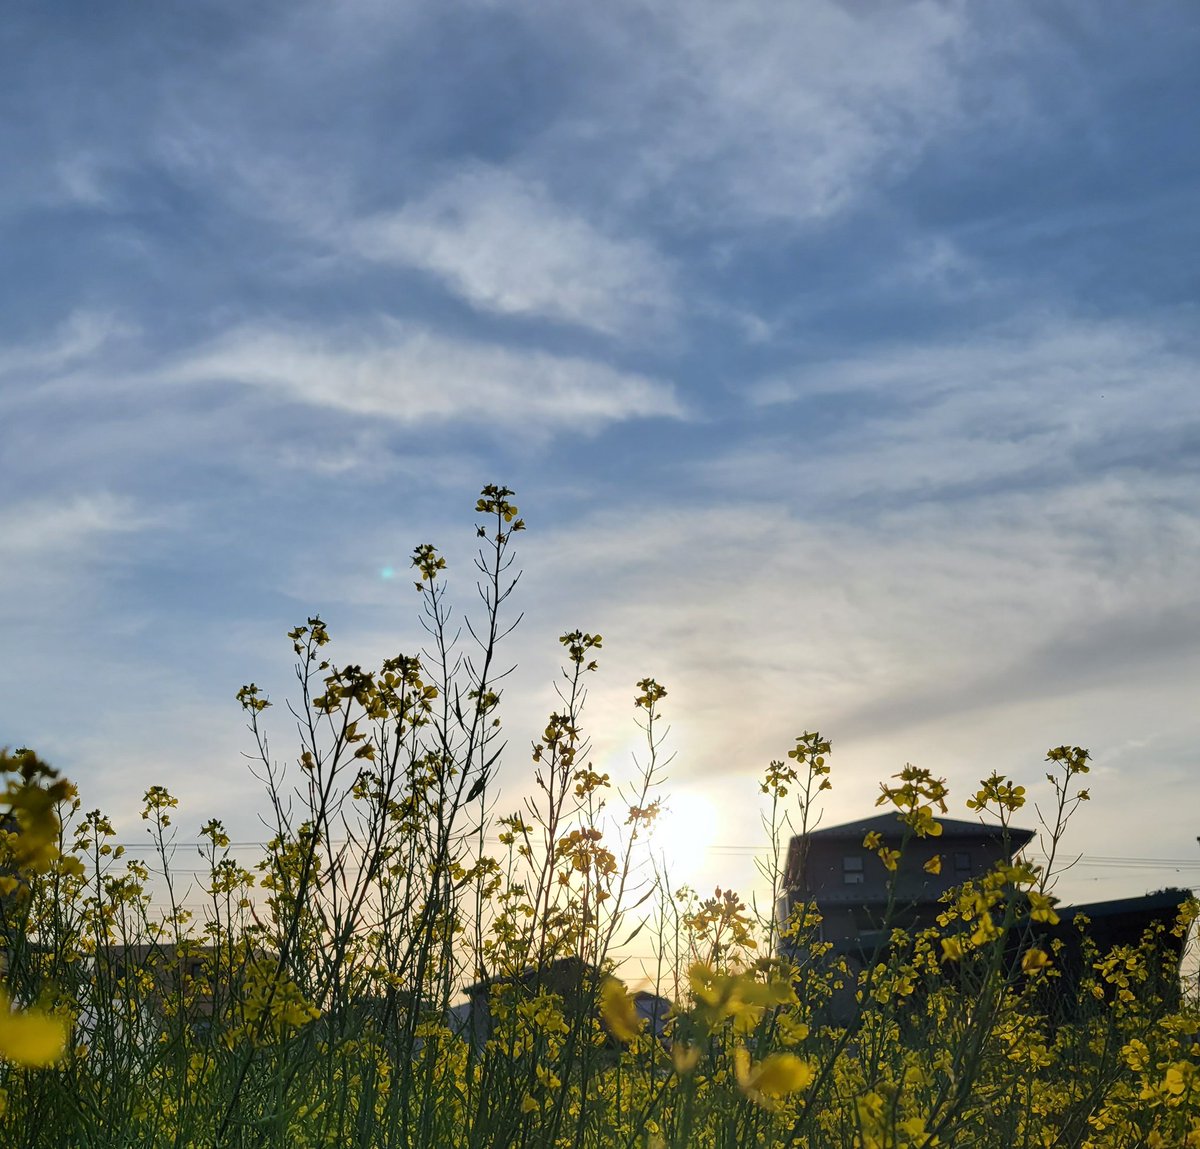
[649,788,719,885]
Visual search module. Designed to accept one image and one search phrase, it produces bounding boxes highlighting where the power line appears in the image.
[104,840,1200,873]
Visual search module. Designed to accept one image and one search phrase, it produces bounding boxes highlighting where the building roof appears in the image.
[799,811,1034,847]
[463,955,596,998]
[1057,887,1192,922]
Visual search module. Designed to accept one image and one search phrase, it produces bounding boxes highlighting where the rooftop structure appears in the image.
[779,812,1192,1023]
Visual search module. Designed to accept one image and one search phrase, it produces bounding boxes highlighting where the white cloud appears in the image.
[0,492,147,558]
[742,317,1200,502]
[753,318,1190,406]
[145,0,982,275]
[0,493,155,610]
[162,320,684,430]
[54,153,117,208]
[892,234,984,293]
[351,165,675,336]
[529,0,972,224]
[154,120,348,250]
[0,310,134,383]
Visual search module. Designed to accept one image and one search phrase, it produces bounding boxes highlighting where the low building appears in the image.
[1040,888,1193,1018]
[779,812,1192,1022]
[456,956,672,1050]
[459,955,603,1049]
[779,812,1034,960]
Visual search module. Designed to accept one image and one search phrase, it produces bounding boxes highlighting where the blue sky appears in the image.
[3,1,1200,919]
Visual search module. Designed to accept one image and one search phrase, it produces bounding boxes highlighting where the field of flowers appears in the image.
[2,488,1198,1148]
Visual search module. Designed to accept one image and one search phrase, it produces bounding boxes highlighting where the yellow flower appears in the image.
[672,1042,702,1074]
[863,831,884,850]
[687,964,788,1034]
[1027,891,1060,925]
[0,991,67,1067]
[521,1095,539,1113]
[898,1116,937,1143]
[1021,948,1050,974]
[969,916,1002,946]
[909,805,943,838]
[776,1012,810,1045]
[940,937,965,962]
[598,977,642,1044]
[880,848,901,872]
[1122,1039,1150,1072]
[733,1048,815,1109]
[1164,1061,1195,1097]
[924,855,942,875]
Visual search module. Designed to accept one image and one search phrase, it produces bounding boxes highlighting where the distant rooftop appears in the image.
[798,811,1035,848]
[1058,888,1192,921]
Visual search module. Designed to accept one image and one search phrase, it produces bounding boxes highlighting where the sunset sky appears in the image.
[4,2,1200,943]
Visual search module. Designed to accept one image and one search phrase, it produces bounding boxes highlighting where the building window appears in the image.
[843,855,865,885]
[954,851,972,876]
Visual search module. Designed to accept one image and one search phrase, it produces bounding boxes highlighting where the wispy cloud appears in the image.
[742,317,1200,504]
[53,152,120,209]
[138,0,981,284]
[0,311,134,383]
[0,492,147,559]
[0,492,155,615]
[162,320,684,430]
[350,165,675,336]
[527,0,972,224]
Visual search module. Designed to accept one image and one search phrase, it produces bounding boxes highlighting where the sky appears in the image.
[3,1,1200,940]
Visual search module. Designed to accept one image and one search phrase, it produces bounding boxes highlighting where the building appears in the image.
[1039,888,1192,1018]
[457,956,602,1049]
[454,956,671,1050]
[779,812,1034,960]
[779,812,1191,1022]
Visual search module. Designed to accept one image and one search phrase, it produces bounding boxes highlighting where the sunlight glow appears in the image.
[650,789,719,884]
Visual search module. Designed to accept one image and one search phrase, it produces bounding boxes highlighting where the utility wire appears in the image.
[104,839,1200,872]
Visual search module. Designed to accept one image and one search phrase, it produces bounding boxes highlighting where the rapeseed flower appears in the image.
[1026,890,1059,924]
[0,990,67,1067]
[599,977,642,1043]
[940,937,965,962]
[671,1042,701,1074]
[1021,948,1050,974]
[733,1047,815,1109]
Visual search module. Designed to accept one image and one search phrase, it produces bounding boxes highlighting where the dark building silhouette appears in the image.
[779,812,1191,1022]
[454,956,671,1050]
[779,812,1034,958]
